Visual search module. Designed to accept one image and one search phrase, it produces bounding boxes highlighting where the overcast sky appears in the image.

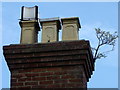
[1,2,118,89]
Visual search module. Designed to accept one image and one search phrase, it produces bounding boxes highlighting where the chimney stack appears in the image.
[3,6,95,89]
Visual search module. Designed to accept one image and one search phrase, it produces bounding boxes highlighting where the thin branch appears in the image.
[92,28,118,61]
[94,44,100,61]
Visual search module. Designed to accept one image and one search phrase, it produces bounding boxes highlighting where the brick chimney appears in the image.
[3,40,94,89]
[3,6,94,89]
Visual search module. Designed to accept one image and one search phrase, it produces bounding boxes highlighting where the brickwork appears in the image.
[10,66,87,88]
[3,40,94,89]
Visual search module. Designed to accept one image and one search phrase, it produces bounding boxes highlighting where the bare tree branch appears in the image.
[93,28,118,61]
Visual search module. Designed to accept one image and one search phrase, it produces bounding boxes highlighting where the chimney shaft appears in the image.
[61,17,81,41]
[19,6,40,44]
[40,18,61,43]
[3,6,95,89]
[19,20,40,44]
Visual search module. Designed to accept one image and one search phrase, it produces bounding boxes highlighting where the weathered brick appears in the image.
[11,82,24,86]
[39,80,54,85]
[12,73,26,78]
[54,71,67,75]
[18,68,47,73]
[46,67,62,72]
[3,40,94,89]
[61,75,75,79]
[40,72,54,76]
[32,85,46,88]
[46,76,60,80]
[47,84,61,88]
[18,86,31,88]
[69,79,83,83]
[54,79,68,84]
[25,73,40,77]
[25,82,38,86]
[32,77,47,81]
[18,77,32,82]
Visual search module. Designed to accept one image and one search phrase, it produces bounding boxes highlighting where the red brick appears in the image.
[32,77,46,81]
[61,83,85,88]
[12,73,26,78]
[25,82,38,86]
[46,76,60,80]
[40,72,54,76]
[69,79,82,83]
[19,68,47,73]
[31,68,46,72]
[39,80,54,85]
[37,63,52,67]
[54,71,67,75]
[47,84,61,88]
[61,75,75,79]
[54,79,68,84]
[19,86,31,88]
[46,67,62,72]
[18,77,32,82]
[11,82,24,86]
[25,73,40,77]
[32,85,46,88]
